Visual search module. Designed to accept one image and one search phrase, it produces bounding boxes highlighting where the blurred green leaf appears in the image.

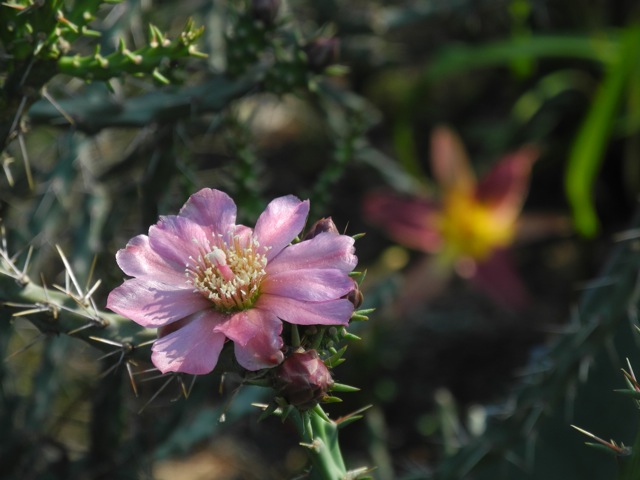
[422,34,617,88]
[565,25,640,237]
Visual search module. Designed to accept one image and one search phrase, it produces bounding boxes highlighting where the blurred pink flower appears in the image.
[107,188,357,375]
[364,126,539,309]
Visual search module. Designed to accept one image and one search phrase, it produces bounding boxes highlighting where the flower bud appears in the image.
[251,0,280,26]
[303,37,340,72]
[273,349,334,410]
[344,279,363,308]
[303,217,339,240]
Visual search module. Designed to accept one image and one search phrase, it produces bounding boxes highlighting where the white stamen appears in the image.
[185,235,267,312]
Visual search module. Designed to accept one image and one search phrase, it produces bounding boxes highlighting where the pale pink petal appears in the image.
[363,192,442,253]
[178,188,237,233]
[475,146,538,222]
[267,232,357,275]
[151,310,227,374]
[261,268,354,301]
[257,295,353,326]
[472,249,530,310]
[430,126,476,193]
[216,309,284,370]
[254,195,309,260]
[107,278,211,327]
[148,215,211,267]
[116,234,185,284]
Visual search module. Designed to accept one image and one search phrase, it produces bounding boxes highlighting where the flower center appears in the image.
[438,192,514,261]
[186,235,268,312]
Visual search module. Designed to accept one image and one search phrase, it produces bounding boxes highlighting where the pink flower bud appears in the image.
[344,279,363,308]
[273,349,334,410]
[303,217,339,240]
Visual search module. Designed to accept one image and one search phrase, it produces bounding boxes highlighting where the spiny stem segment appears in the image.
[0,0,206,150]
[0,234,154,363]
[58,19,207,82]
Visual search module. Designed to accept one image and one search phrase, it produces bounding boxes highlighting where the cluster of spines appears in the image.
[0,223,163,403]
[1,0,111,61]
[572,354,640,463]
[429,225,640,478]
[57,19,207,83]
[1,0,207,83]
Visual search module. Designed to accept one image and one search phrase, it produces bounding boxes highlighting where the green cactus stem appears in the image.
[0,260,155,364]
[57,20,206,82]
[0,0,207,150]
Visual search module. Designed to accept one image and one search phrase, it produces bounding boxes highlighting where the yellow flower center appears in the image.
[186,235,268,312]
[437,191,514,261]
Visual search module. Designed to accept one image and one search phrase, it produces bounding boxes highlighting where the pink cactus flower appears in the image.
[364,126,539,309]
[107,189,357,375]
